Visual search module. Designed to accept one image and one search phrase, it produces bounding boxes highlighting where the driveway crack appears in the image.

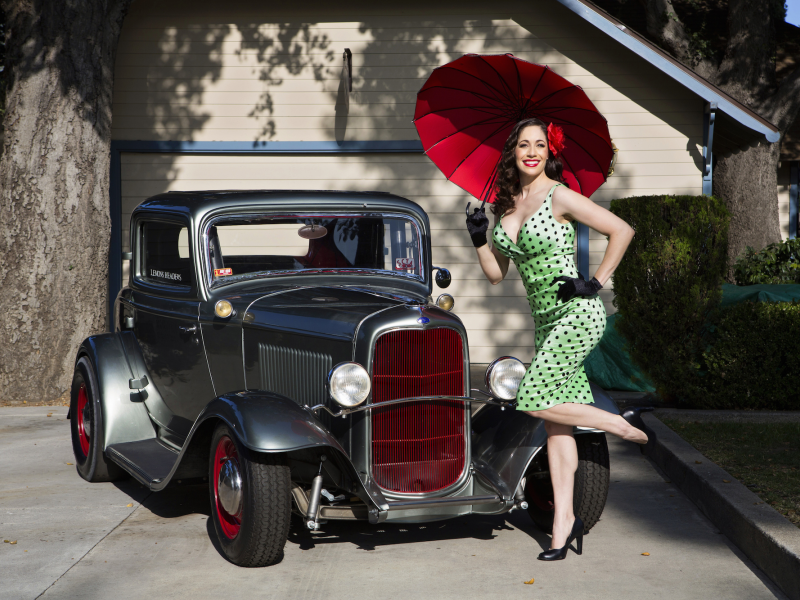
[35,494,152,599]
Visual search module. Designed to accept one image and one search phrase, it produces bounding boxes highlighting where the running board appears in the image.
[106,439,179,488]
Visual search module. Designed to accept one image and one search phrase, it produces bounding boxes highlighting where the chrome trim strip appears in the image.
[386,494,501,509]
[198,302,217,399]
[201,212,427,290]
[308,394,513,418]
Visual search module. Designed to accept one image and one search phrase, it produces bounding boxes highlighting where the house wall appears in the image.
[113,0,704,363]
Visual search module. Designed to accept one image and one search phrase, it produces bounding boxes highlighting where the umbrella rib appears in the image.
[558,152,583,195]
[477,55,520,110]
[419,112,519,152]
[413,85,514,118]
[559,134,608,173]
[415,85,516,119]
[533,86,603,115]
[438,121,511,180]
[423,65,516,106]
[519,65,549,118]
[546,114,614,149]
[480,161,501,201]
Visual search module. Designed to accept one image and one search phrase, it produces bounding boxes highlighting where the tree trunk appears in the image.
[0,0,130,402]
[714,141,783,281]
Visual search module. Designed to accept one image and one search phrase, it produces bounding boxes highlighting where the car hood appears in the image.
[243,287,407,341]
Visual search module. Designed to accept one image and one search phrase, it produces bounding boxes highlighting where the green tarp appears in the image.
[584,284,800,391]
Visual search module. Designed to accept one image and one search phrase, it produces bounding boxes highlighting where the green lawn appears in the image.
[659,419,800,528]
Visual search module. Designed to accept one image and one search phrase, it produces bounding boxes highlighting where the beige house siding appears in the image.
[114,0,705,363]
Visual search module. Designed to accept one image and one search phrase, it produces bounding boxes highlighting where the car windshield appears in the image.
[205,214,423,286]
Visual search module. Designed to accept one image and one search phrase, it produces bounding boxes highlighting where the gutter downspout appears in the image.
[702,102,717,197]
[791,161,798,239]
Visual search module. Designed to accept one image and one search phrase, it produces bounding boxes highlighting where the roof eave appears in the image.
[556,0,781,146]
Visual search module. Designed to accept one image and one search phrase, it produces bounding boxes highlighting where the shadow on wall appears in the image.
[114,2,705,358]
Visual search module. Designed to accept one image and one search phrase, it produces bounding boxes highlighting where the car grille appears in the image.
[370,328,466,493]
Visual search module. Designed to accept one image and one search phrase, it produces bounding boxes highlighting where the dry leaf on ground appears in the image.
[722,480,730,483]
[695,461,702,464]
[523,578,535,585]
[641,552,650,556]
[126,503,133,508]
[66,462,73,465]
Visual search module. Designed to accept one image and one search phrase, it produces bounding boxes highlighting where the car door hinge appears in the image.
[129,376,149,390]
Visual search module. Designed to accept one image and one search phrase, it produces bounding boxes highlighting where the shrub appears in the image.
[610,194,730,404]
[700,301,800,410]
[733,238,800,285]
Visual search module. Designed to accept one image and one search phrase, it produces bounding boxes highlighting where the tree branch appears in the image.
[640,0,717,80]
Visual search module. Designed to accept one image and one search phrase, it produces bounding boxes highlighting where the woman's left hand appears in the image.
[552,273,602,303]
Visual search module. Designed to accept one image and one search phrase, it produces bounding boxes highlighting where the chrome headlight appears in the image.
[327,362,371,407]
[485,357,526,400]
[436,293,454,311]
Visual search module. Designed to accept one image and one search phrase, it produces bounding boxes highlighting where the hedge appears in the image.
[609,194,730,404]
[734,238,800,285]
[700,300,800,410]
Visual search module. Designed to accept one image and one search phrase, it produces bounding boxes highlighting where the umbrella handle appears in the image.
[465,200,488,217]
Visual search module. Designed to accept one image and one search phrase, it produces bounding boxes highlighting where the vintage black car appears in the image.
[70,190,617,567]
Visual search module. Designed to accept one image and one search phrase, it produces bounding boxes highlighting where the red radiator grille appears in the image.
[371,328,465,493]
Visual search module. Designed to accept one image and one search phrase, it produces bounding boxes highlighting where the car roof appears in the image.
[132,190,429,226]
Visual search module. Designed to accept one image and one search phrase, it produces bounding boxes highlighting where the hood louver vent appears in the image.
[258,344,332,407]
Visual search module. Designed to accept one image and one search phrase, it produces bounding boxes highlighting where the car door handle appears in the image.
[179,324,198,334]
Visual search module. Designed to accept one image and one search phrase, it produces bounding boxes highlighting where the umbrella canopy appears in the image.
[413,53,614,202]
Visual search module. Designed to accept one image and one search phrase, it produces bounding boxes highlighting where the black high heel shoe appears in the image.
[620,406,656,455]
[537,516,584,561]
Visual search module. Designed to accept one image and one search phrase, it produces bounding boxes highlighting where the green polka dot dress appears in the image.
[492,184,605,412]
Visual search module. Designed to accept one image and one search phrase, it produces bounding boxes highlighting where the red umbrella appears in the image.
[413,54,614,202]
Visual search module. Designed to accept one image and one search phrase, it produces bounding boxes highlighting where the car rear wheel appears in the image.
[70,357,124,482]
[209,424,291,567]
[524,432,610,534]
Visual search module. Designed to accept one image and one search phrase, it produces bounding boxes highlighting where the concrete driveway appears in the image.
[0,407,787,600]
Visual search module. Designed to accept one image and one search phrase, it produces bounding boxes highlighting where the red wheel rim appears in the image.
[527,485,555,512]
[76,383,91,457]
[213,435,242,539]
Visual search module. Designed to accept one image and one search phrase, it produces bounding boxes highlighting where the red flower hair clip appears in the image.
[547,123,566,157]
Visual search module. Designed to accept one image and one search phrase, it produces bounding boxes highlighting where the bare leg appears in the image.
[545,421,578,550]
[525,402,647,444]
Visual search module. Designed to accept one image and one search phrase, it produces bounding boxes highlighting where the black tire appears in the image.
[209,424,291,567]
[70,356,125,482]
[524,432,610,534]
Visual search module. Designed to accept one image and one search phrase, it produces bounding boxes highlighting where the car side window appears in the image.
[139,221,192,290]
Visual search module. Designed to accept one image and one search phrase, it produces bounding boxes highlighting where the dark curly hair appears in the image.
[491,118,565,217]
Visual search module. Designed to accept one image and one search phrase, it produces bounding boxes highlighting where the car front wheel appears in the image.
[524,432,610,534]
[209,423,291,567]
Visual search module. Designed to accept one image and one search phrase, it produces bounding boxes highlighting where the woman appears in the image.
[465,117,654,561]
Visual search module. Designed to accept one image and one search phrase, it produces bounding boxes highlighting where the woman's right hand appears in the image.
[465,202,490,248]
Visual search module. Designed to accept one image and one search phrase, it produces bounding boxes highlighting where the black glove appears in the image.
[465,202,489,248]
[552,273,603,303]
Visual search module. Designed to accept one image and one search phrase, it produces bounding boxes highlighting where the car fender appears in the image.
[75,333,156,448]
[471,382,619,502]
[160,392,388,515]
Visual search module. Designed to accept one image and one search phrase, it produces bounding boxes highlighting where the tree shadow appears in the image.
[114,2,709,361]
[287,513,537,552]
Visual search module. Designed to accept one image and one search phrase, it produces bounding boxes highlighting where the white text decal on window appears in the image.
[150,269,182,282]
